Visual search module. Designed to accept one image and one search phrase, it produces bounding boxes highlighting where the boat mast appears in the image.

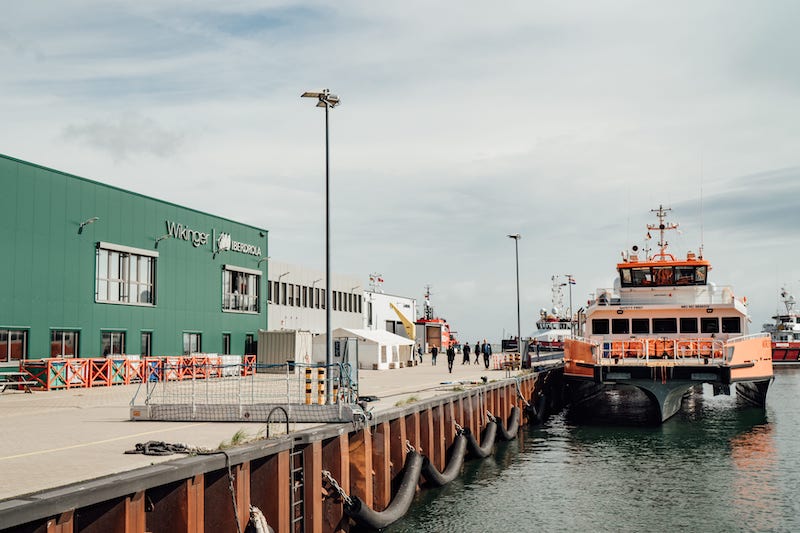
[647,204,679,261]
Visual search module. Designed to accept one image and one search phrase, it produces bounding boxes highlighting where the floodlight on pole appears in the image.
[302,88,340,404]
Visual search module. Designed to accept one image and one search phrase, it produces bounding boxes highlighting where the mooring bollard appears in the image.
[305,367,312,405]
[317,367,325,405]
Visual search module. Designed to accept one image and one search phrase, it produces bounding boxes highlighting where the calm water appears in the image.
[386,369,800,533]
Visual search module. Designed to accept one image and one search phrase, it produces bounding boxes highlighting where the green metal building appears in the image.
[0,154,268,365]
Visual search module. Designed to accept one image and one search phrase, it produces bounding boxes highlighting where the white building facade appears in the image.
[363,291,418,340]
[266,260,363,333]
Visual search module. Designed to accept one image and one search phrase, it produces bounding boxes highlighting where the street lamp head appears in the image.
[507,233,521,240]
[257,256,271,266]
[301,88,340,108]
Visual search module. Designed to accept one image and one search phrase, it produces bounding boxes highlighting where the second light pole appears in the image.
[302,88,340,403]
[508,234,522,356]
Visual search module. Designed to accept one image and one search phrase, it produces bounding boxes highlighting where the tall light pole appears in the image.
[508,234,522,355]
[302,88,340,404]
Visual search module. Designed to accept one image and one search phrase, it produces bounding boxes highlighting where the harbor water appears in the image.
[386,369,800,533]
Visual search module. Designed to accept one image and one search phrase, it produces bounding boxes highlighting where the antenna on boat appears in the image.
[699,159,704,259]
[647,205,678,261]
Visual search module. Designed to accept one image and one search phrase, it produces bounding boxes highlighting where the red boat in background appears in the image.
[415,285,458,351]
[763,288,800,365]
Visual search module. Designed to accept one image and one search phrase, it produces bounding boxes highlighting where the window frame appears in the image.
[592,319,610,335]
[652,318,678,334]
[611,318,630,334]
[721,317,742,334]
[95,242,157,306]
[0,329,29,364]
[51,330,80,357]
[631,318,650,334]
[222,265,261,314]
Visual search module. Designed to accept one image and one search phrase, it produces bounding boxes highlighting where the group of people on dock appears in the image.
[416,340,493,372]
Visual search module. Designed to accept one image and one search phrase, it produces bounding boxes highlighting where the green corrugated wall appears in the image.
[0,154,268,359]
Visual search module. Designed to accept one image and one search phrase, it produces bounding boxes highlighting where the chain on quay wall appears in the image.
[0,368,563,533]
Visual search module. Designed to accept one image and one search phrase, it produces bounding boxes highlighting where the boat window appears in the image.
[591,319,610,335]
[695,266,707,284]
[620,269,632,286]
[631,318,650,334]
[721,317,741,333]
[631,267,652,286]
[701,317,719,333]
[612,319,629,334]
[653,266,674,286]
[675,266,695,285]
[652,318,677,334]
[679,317,698,333]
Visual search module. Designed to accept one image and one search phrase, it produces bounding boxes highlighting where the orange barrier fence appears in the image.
[19,355,257,391]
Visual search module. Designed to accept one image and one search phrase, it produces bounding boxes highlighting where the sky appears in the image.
[2,1,799,343]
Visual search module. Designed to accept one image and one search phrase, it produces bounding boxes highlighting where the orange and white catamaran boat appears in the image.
[564,205,773,422]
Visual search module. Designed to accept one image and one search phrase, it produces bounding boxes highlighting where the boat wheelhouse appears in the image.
[564,205,773,422]
[762,288,800,365]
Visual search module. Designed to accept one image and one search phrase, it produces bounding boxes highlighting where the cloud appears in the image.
[62,113,184,161]
[2,1,800,341]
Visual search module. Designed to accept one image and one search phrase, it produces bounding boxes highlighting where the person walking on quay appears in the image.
[431,345,439,366]
[417,343,423,364]
[447,344,456,373]
[462,342,471,364]
[474,341,481,364]
[482,339,492,369]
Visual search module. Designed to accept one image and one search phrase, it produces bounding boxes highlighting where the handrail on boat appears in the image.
[724,332,769,345]
[597,337,726,362]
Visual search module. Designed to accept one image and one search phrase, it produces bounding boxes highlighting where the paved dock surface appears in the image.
[0,360,525,501]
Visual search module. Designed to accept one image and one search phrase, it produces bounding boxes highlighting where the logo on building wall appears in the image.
[165,221,209,247]
[217,232,232,252]
[164,220,262,257]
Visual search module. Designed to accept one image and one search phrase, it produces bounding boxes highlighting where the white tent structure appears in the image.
[312,328,415,370]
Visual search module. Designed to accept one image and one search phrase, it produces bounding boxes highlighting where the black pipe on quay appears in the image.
[345,450,424,530]
[496,407,521,441]
[465,421,498,458]
[421,433,468,487]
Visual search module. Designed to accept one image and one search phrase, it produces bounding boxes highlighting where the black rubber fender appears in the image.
[465,421,497,458]
[421,433,467,487]
[496,407,520,441]
[344,450,423,530]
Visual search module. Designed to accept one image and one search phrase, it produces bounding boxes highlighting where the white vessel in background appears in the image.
[762,288,800,365]
[530,275,574,351]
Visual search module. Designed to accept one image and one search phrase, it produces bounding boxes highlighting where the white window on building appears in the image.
[102,331,126,356]
[141,332,152,357]
[0,329,28,363]
[51,330,79,357]
[96,243,157,305]
[183,332,201,355]
[222,265,260,313]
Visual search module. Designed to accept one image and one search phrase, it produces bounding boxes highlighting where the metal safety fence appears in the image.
[130,362,364,424]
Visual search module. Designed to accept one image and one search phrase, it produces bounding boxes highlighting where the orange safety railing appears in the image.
[19,354,253,391]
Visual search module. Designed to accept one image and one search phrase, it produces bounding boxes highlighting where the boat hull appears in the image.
[771,342,800,366]
[564,335,773,423]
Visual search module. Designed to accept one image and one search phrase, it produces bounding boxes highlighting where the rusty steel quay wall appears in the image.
[0,370,557,533]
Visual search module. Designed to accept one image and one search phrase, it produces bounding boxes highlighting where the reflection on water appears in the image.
[388,375,800,533]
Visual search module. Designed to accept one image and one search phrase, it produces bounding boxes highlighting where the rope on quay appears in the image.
[421,425,468,487]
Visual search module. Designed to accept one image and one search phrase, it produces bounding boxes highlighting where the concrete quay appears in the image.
[0,360,519,502]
